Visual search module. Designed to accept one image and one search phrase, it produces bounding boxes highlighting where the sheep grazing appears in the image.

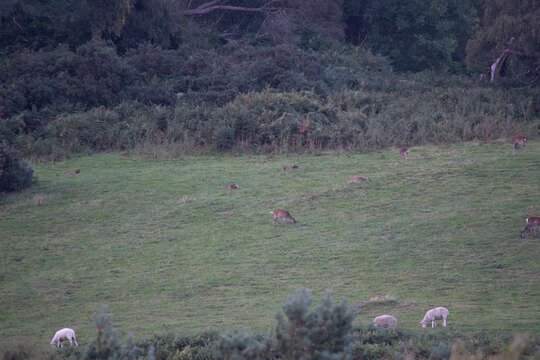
[66,169,80,175]
[225,184,239,189]
[50,328,78,348]
[373,314,398,328]
[420,307,449,328]
[347,176,371,183]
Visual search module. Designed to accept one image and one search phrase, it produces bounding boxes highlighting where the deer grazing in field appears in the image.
[50,328,78,348]
[66,169,80,175]
[520,223,538,239]
[512,135,527,150]
[347,176,371,183]
[521,217,540,238]
[400,148,409,160]
[283,165,299,171]
[272,209,296,224]
[225,184,239,189]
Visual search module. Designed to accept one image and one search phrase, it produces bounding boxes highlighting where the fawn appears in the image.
[272,209,296,224]
[400,148,409,160]
[512,136,527,150]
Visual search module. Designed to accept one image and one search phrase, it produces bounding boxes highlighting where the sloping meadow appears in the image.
[1,140,539,351]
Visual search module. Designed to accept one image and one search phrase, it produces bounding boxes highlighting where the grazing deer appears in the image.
[525,217,540,225]
[520,223,538,239]
[272,209,296,224]
[400,148,409,160]
[66,169,80,175]
[347,176,371,183]
[512,136,527,150]
[283,165,299,171]
[225,184,239,189]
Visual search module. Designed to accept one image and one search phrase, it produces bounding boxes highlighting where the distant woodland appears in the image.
[1,0,539,157]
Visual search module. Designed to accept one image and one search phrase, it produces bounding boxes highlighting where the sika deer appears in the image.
[272,209,296,224]
[512,136,527,150]
[400,148,409,160]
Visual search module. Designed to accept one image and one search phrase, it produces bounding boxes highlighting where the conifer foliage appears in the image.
[274,288,356,360]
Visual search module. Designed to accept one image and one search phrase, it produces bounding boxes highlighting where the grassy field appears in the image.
[1,140,539,350]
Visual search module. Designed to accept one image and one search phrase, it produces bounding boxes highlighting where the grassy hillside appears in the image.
[1,139,539,350]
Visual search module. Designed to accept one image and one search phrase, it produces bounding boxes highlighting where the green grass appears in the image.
[1,140,539,350]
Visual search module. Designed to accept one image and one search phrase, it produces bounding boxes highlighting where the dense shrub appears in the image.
[0,143,35,192]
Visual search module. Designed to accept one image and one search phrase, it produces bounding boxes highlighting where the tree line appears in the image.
[1,0,539,80]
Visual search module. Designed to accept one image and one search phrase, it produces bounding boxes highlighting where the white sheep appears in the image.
[420,307,449,328]
[50,328,78,347]
[373,314,398,328]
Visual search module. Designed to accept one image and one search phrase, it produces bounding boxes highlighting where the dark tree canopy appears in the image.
[466,0,540,84]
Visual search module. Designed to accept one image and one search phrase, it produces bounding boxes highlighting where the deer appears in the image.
[347,176,371,183]
[512,136,527,150]
[225,184,239,189]
[399,148,409,160]
[283,165,299,171]
[272,209,296,224]
[520,223,538,239]
[66,169,80,175]
[525,217,540,225]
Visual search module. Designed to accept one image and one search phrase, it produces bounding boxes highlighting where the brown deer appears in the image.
[399,148,409,160]
[66,169,80,175]
[225,184,239,189]
[520,223,538,239]
[272,209,296,224]
[347,176,371,183]
[525,217,540,225]
[512,136,527,150]
[283,165,299,171]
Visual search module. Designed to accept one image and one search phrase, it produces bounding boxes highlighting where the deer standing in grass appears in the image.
[521,217,540,238]
[272,209,296,224]
[512,136,527,150]
[400,148,409,160]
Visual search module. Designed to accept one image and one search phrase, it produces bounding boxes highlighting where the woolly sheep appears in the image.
[373,314,398,328]
[420,307,449,328]
[50,328,78,348]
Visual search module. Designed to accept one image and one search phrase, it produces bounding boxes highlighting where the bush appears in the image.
[0,143,35,192]
[274,288,356,360]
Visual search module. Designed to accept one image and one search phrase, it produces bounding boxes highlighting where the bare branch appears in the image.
[182,0,286,16]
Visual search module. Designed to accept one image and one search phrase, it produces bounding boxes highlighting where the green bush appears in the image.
[0,143,35,192]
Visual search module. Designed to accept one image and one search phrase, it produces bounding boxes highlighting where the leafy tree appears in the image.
[344,0,479,72]
[466,0,540,84]
[0,0,91,55]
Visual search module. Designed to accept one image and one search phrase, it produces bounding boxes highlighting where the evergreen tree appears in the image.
[274,288,356,360]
